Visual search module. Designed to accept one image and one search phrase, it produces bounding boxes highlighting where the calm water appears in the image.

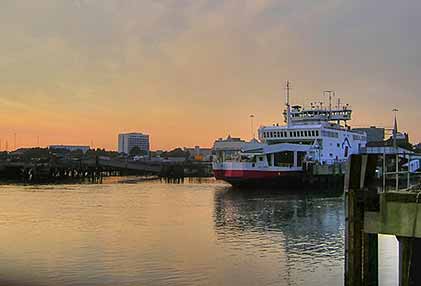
[0,179,398,285]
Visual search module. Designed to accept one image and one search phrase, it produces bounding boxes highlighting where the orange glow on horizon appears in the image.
[0,1,419,150]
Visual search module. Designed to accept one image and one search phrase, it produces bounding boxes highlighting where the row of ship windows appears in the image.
[263,130,320,139]
[321,130,339,138]
[352,134,366,141]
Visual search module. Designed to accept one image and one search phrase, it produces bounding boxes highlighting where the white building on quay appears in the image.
[118,132,150,154]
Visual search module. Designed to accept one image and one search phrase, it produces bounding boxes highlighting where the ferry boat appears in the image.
[213,82,367,188]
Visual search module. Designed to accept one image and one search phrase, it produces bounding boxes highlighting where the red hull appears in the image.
[213,169,300,180]
[213,169,344,190]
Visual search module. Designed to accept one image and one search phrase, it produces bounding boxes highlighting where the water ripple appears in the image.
[0,181,396,285]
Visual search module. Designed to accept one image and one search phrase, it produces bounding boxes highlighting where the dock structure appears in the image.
[0,158,212,182]
[345,154,421,286]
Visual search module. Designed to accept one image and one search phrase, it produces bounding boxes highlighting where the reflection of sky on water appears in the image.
[213,189,345,285]
[0,182,398,286]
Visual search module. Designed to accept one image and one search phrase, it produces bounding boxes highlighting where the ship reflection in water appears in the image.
[213,189,345,285]
[0,181,397,286]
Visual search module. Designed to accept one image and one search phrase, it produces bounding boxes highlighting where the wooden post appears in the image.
[398,237,421,285]
[363,233,378,286]
[345,155,365,286]
[399,236,412,286]
[345,155,379,286]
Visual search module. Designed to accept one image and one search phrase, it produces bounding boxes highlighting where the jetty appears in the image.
[345,153,421,286]
[0,157,212,183]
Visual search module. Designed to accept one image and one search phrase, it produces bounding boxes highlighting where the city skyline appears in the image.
[0,0,420,150]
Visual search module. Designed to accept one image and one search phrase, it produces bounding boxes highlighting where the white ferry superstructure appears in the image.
[213,82,367,188]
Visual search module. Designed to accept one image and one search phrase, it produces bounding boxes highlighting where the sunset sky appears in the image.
[0,0,420,151]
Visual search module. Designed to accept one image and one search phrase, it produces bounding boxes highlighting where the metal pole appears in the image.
[324,90,334,119]
[286,81,291,127]
[407,153,411,189]
[383,151,386,192]
[396,153,399,192]
[393,109,399,191]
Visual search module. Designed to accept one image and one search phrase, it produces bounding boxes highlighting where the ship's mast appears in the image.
[286,81,291,127]
[324,90,334,120]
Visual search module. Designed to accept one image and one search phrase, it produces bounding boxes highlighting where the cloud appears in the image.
[0,0,419,149]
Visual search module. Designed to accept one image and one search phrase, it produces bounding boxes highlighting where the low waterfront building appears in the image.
[49,145,90,154]
[118,132,150,155]
[213,135,246,162]
[353,126,385,143]
[363,144,414,155]
[385,132,411,148]
[184,146,213,161]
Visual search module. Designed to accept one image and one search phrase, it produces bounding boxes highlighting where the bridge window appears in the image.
[274,151,294,167]
[297,151,306,167]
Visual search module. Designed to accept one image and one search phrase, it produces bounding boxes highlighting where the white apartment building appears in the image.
[118,133,150,154]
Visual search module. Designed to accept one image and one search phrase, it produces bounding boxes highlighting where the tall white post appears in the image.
[286,81,291,127]
[393,109,399,191]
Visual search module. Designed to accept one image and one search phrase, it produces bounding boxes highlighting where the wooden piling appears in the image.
[345,154,379,286]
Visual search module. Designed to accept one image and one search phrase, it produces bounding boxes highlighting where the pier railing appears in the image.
[345,154,421,286]
[380,152,421,192]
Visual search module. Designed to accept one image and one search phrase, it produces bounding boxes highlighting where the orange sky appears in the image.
[0,0,420,151]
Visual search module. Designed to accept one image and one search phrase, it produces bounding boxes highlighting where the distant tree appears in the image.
[20,148,51,161]
[0,151,9,161]
[129,146,148,156]
[162,148,190,159]
[85,148,120,158]
[69,149,83,159]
